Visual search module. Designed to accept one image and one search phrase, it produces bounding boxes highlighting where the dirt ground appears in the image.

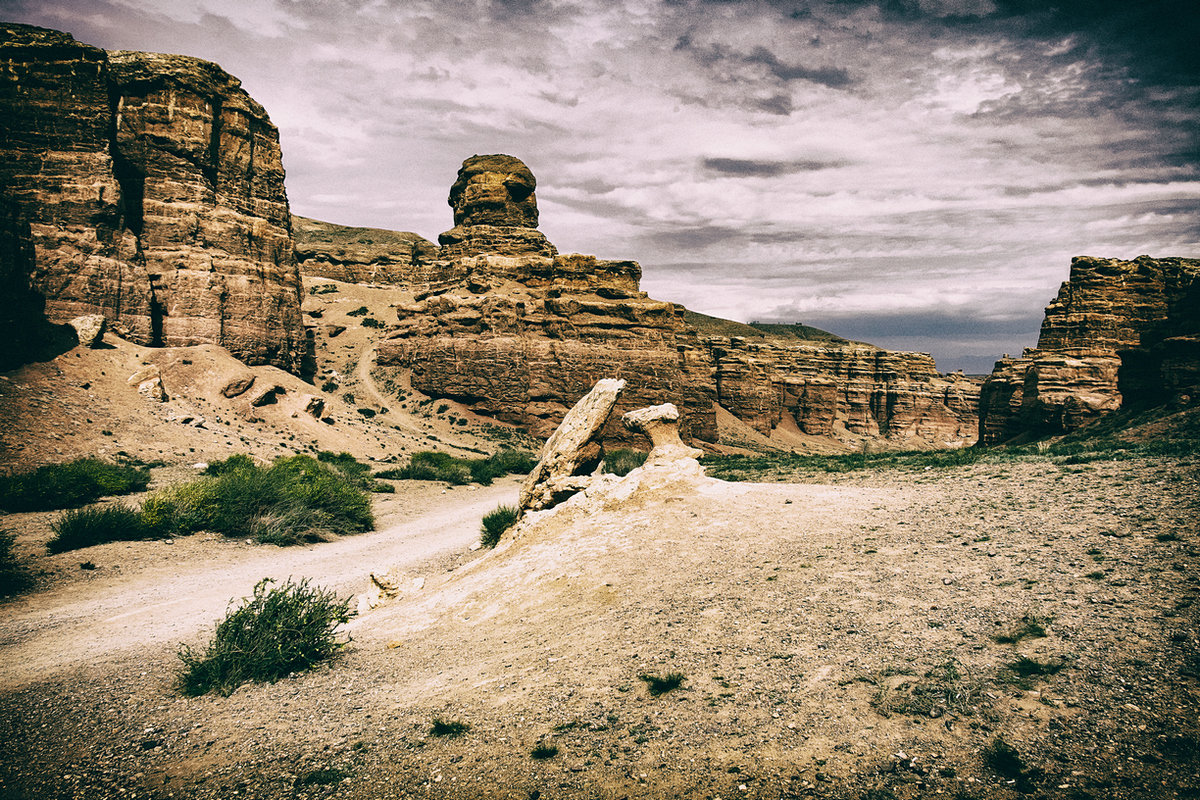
[2,453,1198,800]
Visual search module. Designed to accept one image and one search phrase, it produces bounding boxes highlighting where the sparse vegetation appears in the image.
[871,659,981,717]
[603,448,647,477]
[346,306,369,316]
[0,458,151,512]
[530,743,559,759]
[430,718,471,737]
[0,529,34,596]
[308,283,339,295]
[992,613,1051,644]
[377,449,536,487]
[47,504,158,553]
[142,454,374,545]
[640,672,686,696]
[480,504,518,548]
[177,577,352,696]
[361,317,383,328]
[1002,656,1066,689]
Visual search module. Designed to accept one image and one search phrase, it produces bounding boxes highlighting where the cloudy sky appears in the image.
[8,0,1199,372]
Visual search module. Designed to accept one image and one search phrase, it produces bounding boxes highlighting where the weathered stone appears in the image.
[293,216,446,287]
[979,256,1200,443]
[519,378,625,514]
[0,24,303,371]
[622,404,703,465]
[247,382,284,407]
[68,315,106,348]
[220,373,256,398]
[137,376,167,402]
[449,154,540,229]
[127,365,161,385]
[302,395,325,417]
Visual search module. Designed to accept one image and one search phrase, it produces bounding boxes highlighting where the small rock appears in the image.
[68,314,106,347]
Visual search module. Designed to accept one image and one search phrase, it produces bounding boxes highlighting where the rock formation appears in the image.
[376,154,720,444]
[0,24,303,371]
[978,255,1200,444]
[292,215,443,288]
[374,154,978,449]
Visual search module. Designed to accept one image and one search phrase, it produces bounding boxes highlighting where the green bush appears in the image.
[0,529,34,596]
[604,449,647,477]
[378,449,537,487]
[143,455,374,545]
[178,577,351,696]
[480,504,518,548]
[0,458,151,512]
[47,504,157,553]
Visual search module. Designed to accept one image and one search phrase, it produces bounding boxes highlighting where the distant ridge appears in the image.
[682,309,858,345]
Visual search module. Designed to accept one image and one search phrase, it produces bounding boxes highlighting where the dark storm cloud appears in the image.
[674,34,857,90]
[702,156,848,177]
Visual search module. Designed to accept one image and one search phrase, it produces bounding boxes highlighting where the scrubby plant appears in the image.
[308,283,339,295]
[346,306,369,316]
[0,529,34,596]
[530,743,559,759]
[430,718,471,737]
[177,577,352,696]
[47,504,158,553]
[360,317,383,328]
[992,613,1052,645]
[640,672,686,696]
[603,448,647,477]
[480,504,518,548]
[0,458,151,512]
[871,659,981,717]
[377,449,537,487]
[143,454,374,545]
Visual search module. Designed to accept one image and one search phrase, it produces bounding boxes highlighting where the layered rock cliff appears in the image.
[371,154,978,448]
[293,215,443,287]
[978,255,1200,444]
[0,24,303,371]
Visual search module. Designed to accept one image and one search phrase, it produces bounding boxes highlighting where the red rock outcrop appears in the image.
[377,154,978,448]
[978,255,1200,444]
[705,337,980,447]
[0,24,303,371]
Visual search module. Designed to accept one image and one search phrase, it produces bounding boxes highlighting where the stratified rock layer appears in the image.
[377,154,978,448]
[0,24,303,370]
[293,215,445,287]
[978,256,1200,444]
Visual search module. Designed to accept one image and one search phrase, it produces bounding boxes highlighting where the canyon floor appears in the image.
[1,451,1198,800]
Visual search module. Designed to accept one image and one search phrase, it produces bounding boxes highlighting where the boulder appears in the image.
[221,373,256,398]
[518,378,625,514]
[68,314,106,348]
[621,403,703,465]
[247,383,285,407]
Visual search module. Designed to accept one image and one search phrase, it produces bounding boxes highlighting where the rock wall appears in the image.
[377,154,978,447]
[0,24,303,371]
[978,256,1200,444]
[293,215,447,287]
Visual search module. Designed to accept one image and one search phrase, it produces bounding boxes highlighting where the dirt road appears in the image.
[0,479,519,688]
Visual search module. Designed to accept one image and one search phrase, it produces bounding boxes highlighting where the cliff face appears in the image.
[373,154,978,447]
[978,256,1200,444]
[0,24,303,371]
[292,216,445,287]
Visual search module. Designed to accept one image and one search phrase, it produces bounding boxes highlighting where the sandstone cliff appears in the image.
[0,24,303,371]
[978,255,1200,444]
[371,154,978,448]
[293,215,443,287]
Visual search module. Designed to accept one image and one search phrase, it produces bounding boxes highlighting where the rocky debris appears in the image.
[358,571,425,615]
[979,256,1200,443]
[136,376,167,402]
[293,216,444,287]
[0,24,303,372]
[324,323,347,338]
[67,315,106,348]
[518,378,625,514]
[247,382,285,407]
[300,395,325,418]
[220,373,256,398]
[621,403,703,465]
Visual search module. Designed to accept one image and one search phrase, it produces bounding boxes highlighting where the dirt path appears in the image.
[0,480,518,689]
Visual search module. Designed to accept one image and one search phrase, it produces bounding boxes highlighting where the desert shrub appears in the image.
[361,317,383,329]
[308,283,338,295]
[143,455,373,545]
[321,380,339,392]
[640,672,686,696]
[871,659,981,717]
[346,306,368,316]
[430,718,471,737]
[480,504,518,548]
[531,743,559,759]
[0,529,34,596]
[177,577,352,696]
[604,449,647,477]
[357,407,377,418]
[380,449,537,487]
[47,504,157,553]
[0,458,151,512]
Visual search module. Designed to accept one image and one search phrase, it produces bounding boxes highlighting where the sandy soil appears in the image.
[1,454,1197,800]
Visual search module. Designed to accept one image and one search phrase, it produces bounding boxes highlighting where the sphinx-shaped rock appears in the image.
[622,404,703,465]
[518,378,625,514]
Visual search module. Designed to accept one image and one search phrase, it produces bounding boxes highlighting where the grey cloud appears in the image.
[702,156,848,177]
[674,34,857,90]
